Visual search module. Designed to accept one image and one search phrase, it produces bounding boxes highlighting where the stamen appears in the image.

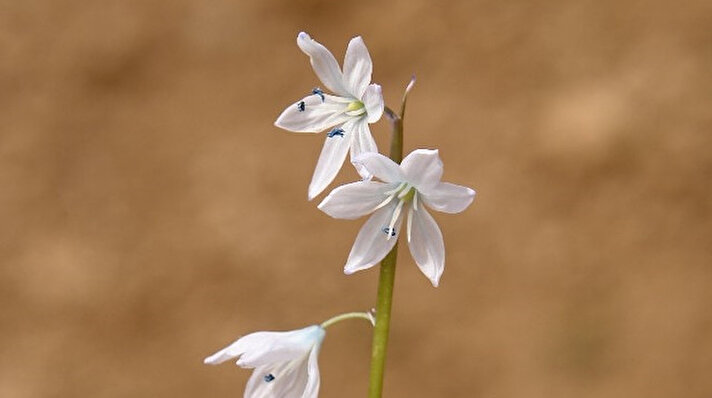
[372,195,395,212]
[383,182,407,197]
[407,206,414,242]
[386,200,405,241]
[297,101,306,112]
[312,87,325,102]
[264,374,275,383]
[327,128,344,138]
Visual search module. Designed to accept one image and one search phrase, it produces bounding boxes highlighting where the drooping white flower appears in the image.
[204,325,325,398]
[318,149,475,287]
[275,32,384,200]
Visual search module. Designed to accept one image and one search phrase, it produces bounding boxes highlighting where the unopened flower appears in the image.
[204,325,325,398]
[318,149,475,287]
[275,32,384,200]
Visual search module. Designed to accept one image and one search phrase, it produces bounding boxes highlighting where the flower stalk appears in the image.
[320,311,375,329]
[368,77,413,398]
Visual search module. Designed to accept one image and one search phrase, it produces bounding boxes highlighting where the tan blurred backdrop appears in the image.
[1,1,711,397]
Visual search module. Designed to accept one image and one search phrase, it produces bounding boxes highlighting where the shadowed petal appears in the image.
[362,84,384,123]
[318,181,392,220]
[401,149,443,191]
[303,345,322,398]
[349,120,378,179]
[275,94,349,133]
[407,206,445,287]
[342,36,372,98]
[308,121,354,200]
[345,201,403,274]
[352,152,404,183]
[297,32,349,97]
[421,182,475,214]
[244,358,309,398]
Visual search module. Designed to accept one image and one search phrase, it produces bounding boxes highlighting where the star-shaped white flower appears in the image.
[318,149,475,287]
[204,325,325,398]
[275,32,384,200]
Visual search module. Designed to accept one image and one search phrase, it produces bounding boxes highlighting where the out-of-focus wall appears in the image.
[1,1,710,397]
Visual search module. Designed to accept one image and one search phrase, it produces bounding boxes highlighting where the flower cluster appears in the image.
[205,32,476,397]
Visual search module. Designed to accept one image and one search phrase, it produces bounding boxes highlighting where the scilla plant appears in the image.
[205,32,475,398]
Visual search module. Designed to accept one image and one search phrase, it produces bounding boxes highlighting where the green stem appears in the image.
[368,100,406,398]
[368,244,399,398]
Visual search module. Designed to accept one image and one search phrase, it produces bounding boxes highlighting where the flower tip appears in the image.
[297,31,310,40]
[307,187,320,201]
[405,75,416,94]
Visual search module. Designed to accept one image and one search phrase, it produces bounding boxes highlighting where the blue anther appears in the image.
[327,128,344,138]
[312,87,325,102]
[264,374,275,383]
[382,227,396,237]
[297,101,306,112]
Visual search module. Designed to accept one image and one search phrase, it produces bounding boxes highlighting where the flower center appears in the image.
[374,183,419,241]
[397,186,416,203]
[345,100,366,116]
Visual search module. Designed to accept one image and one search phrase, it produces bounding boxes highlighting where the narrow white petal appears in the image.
[275,94,350,133]
[342,36,372,98]
[362,84,384,123]
[401,149,443,191]
[296,32,349,97]
[308,121,354,200]
[204,326,320,368]
[349,120,378,179]
[318,181,391,220]
[344,202,403,274]
[302,345,322,398]
[421,182,475,214]
[407,206,445,287]
[352,152,404,183]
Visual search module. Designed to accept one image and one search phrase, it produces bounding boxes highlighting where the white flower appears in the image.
[204,325,326,398]
[318,149,475,287]
[275,32,385,200]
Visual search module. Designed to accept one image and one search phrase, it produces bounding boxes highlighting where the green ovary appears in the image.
[346,100,365,113]
[399,187,416,203]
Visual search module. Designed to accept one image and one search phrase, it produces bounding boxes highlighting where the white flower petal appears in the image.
[362,84,384,123]
[308,121,355,200]
[352,152,404,183]
[401,149,443,191]
[421,182,475,214]
[245,358,308,398]
[344,201,403,274]
[342,36,372,98]
[349,120,378,179]
[407,205,445,287]
[303,344,322,398]
[296,32,349,97]
[204,326,322,368]
[275,94,349,133]
[318,180,392,220]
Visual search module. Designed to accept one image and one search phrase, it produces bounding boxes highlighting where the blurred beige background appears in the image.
[1,1,711,397]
